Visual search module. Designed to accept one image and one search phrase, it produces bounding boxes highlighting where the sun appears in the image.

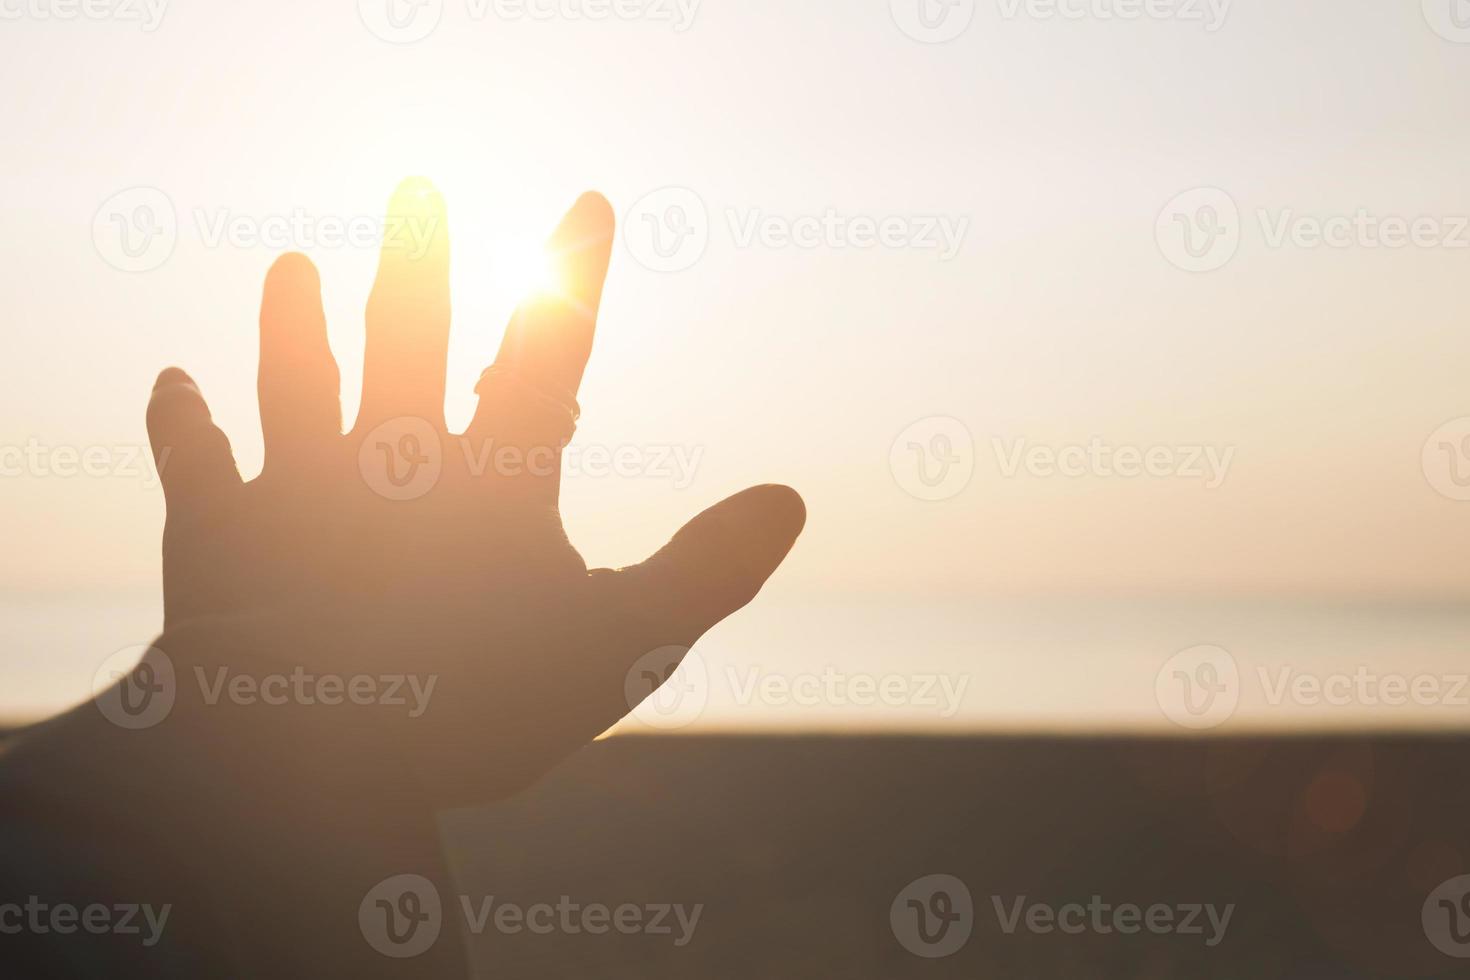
[496,240,563,303]
[439,229,571,431]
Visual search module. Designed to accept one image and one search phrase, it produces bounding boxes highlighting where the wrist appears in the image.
[1,615,464,976]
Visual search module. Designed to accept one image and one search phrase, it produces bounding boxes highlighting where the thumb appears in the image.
[606,484,806,645]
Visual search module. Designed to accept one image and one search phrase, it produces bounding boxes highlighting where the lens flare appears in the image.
[499,243,562,303]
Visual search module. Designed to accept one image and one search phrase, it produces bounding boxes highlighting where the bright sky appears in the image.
[4,0,1470,607]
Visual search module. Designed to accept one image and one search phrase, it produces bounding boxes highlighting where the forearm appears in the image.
[0,621,467,978]
[0,704,221,976]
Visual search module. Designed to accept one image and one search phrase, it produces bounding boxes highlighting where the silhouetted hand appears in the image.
[0,180,803,975]
[144,178,806,806]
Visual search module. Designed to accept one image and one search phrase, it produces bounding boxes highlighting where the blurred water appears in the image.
[665,593,1470,734]
[6,590,1470,733]
[0,589,165,726]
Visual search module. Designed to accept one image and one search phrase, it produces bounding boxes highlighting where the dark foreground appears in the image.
[443,735,1470,979]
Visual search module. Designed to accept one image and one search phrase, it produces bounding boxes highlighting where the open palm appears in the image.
[142,179,805,805]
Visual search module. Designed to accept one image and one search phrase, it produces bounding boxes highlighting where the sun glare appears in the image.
[496,240,563,306]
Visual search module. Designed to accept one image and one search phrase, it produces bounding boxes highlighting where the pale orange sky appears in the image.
[3,0,1470,605]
